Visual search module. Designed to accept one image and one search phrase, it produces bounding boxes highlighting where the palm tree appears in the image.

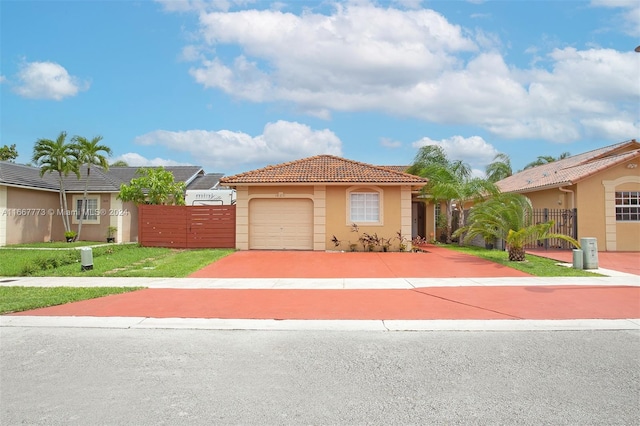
[408,145,499,243]
[110,160,128,167]
[523,152,571,170]
[32,131,79,234]
[485,153,512,182]
[453,193,579,261]
[71,135,112,240]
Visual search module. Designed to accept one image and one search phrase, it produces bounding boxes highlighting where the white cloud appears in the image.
[155,0,255,13]
[380,137,402,148]
[0,75,6,84]
[590,0,640,37]
[114,153,193,167]
[180,45,203,62]
[392,0,423,9]
[580,117,640,140]
[134,120,343,170]
[412,135,499,168]
[189,3,475,117]
[13,61,88,100]
[171,2,639,144]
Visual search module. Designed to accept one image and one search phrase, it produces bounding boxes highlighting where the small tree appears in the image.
[118,167,186,205]
[453,193,579,261]
[0,144,19,162]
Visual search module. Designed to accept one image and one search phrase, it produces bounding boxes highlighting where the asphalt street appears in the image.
[1,327,638,425]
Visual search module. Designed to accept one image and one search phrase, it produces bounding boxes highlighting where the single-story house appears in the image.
[0,162,213,246]
[496,139,640,251]
[219,155,429,251]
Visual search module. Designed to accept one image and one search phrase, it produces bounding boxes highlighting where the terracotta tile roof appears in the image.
[497,140,640,193]
[220,155,428,184]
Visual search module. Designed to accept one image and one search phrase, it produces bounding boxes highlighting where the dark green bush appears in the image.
[20,262,39,276]
[25,252,79,275]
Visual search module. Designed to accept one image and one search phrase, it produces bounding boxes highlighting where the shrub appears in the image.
[20,262,39,276]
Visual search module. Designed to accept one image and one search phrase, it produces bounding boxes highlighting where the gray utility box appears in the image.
[80,247,94,271]
[572,249,584,269]
[580,237,598,270]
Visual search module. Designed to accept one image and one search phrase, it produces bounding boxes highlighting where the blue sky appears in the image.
[1,0,639,176]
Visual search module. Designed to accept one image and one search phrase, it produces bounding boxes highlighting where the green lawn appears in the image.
[443,244,602,277]
[0,244,234,277]
[0,244,233,313]
[0,286,143,314]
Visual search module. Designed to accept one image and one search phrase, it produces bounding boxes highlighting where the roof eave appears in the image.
[183,168,205,186]
[501,181,574,194]
[221,181,427,187]
[0,182,60,193]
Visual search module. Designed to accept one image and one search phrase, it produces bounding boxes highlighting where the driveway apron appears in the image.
[12,286,639,320]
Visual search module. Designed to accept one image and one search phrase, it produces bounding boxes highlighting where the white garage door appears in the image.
[249,198,314,250]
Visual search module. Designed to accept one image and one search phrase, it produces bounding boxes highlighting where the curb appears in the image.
[2,316,639,331]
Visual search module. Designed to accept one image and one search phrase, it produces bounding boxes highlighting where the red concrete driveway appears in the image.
[189,245,531,278]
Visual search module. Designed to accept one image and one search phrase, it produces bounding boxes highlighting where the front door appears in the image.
[412,202,426,239]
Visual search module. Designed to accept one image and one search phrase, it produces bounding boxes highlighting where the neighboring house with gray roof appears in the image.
[0,163,207,246]
[496,139,640,251]
[220,155,428,251]
[186,173,225,190]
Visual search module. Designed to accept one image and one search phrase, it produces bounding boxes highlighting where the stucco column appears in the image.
[401,185,412,250]
[314,185,326,250]
[110,194,124,243]
[235,186,249,250]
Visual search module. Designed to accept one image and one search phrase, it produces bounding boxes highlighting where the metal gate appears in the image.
[525,208,577,250]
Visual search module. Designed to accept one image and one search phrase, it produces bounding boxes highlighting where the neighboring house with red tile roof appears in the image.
[0,163,207,246]
[496,139,640,251]
[220,155,428,251]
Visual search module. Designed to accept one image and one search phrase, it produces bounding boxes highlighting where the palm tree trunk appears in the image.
[76,165,89,241]
[508,246,526,261]
[57,172,70,232]
[62,188,71,233]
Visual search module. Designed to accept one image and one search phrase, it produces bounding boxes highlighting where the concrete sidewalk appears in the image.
[1,273,638,289]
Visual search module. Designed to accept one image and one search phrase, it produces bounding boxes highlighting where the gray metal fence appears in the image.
[525,208,577,250]
[452,207,577,250]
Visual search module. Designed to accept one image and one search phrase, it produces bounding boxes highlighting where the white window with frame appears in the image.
[72,196,100,225]
[615,191,640,221]
[347,187,382,225]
